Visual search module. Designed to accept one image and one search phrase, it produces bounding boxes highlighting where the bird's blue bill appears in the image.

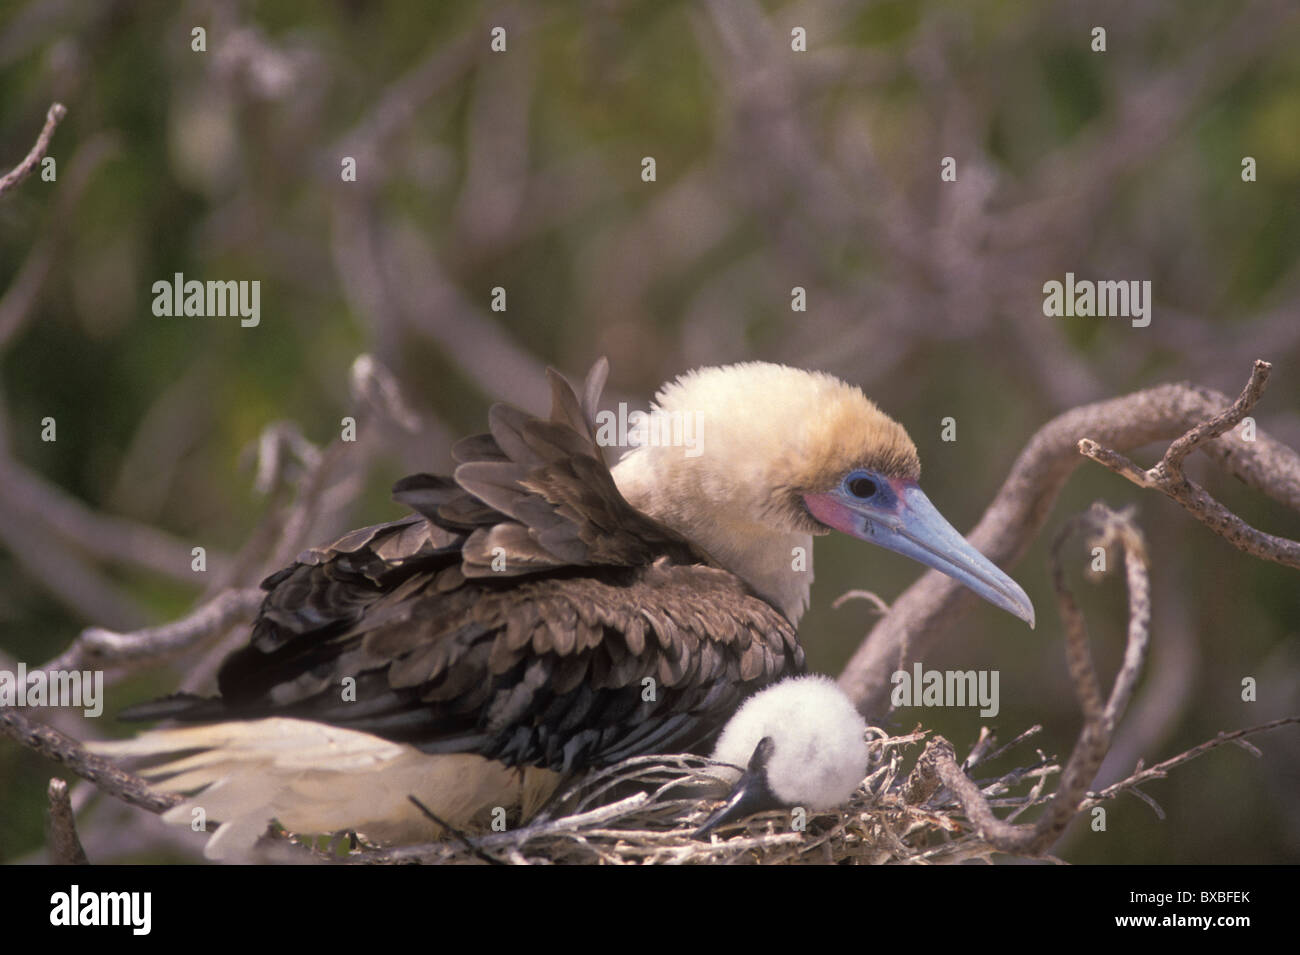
[805,479,1035,628]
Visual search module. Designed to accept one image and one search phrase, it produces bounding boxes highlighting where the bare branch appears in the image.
[1049,513,1105,721]
[1080,360,1300,569]
[0,103,65,198]
[831,589,891,615]
[250,422,322,496]
[41,587,264,674]
[349,354,422,434]
[46,777,89,865]
[1085,715,1300,812]
[0,709,181,815]
[1161,360,1271,471]
[904,503,1151,857]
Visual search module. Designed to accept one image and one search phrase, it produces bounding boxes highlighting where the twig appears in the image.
[832,589,891,615]
[967,725,1043,772]
[350,355,422,434]
[0,103,66,198]
[250,422,322,496]
[1161,362,1271,472]
[262,353,415,573]
[1080,360,1300,569]
[406,795,505,866]
[40,587,265,674]
[1084,715,1300,812]
[366,792,653,863]
[1050,508,1112,722]
[46,777,89,865]
[0,709,182,814]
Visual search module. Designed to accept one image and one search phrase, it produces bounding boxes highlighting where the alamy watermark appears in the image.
[0,662,103,717]
[151,273,260,327]
[890,663,1000,718]
[50,885,151,935]
[1042,272,1151,328]
[594,403,703,457]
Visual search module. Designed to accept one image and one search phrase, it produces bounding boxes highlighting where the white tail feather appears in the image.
[88,718,559,860]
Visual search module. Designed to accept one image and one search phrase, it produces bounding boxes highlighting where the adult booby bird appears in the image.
[92,359,1032,858]
[695,674,869,837]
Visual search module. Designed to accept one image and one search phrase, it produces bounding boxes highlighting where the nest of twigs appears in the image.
[342,722,1059,865]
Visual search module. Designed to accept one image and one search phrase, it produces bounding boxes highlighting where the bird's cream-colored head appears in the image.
[611,362,920,623]
[611,361,1034,630]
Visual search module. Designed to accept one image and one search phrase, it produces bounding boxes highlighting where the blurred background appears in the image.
[1,0,1297,863]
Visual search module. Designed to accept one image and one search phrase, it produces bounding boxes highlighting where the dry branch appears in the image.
[40,587,265,674]
[0,102,65,198]
[46,778,89,865]
[1085,715,1300,819]
[1079,360,1300,569]
[904,504,1150,857]
[0,709,182,815]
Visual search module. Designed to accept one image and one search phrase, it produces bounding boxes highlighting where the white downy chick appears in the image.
[696,674,869,836]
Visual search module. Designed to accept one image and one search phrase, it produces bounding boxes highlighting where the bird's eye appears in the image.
[846,475,877,499]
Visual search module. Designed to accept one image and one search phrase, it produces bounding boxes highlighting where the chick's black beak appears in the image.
[694,736,781,838]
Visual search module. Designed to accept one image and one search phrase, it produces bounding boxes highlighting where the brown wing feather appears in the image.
[125,360,805,772]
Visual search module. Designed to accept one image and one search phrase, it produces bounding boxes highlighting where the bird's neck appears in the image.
[611,454,813,625]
